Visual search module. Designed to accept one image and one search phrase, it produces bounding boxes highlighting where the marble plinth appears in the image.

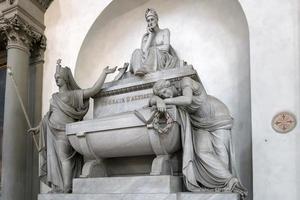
[38,194,177,200]
[39,176,240,200]
[178,193,239,200]
[38,193,239,200]
[73,176,182,194]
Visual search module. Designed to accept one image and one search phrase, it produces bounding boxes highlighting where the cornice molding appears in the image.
[30,0,53,12]
[0,14,46,53]
[1,5,46,31]
[94,67,198,98]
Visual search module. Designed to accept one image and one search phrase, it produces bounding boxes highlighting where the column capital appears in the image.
[30,39,46,64]
[0,14,46,54]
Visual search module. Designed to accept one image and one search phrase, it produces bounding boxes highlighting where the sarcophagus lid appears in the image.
[93,66,198,118]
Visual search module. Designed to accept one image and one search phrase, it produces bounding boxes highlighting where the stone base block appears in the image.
[73,175,182,194]
[38,194,176,200]
[178,193,240,200]
[38,193,239,200]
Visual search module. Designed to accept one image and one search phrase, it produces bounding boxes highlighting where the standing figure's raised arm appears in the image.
[83,66,117,99]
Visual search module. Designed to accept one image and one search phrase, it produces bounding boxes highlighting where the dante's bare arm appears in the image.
[142,32,154,53]
[83,66,117,99]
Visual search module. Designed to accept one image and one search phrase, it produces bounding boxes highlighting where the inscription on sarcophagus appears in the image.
[94,90,154,118]
[93,66,197,118]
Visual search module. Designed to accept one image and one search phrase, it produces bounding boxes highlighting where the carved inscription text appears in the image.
[99,93,153,106]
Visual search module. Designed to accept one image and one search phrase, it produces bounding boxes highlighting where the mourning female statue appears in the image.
[28,60,116,193]
[130,8,178,76]
[149,77,248,199]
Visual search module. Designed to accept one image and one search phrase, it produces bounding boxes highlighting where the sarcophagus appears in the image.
[66,66,198,177]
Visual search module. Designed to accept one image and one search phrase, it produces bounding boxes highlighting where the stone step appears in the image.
[72,176,182,194]
[38,193,239,200]
[39,194,177,200]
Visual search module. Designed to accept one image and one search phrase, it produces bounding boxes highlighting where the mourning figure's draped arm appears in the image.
[163,87,193,106]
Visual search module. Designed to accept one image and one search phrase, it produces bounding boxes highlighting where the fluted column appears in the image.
[0,15,45,200]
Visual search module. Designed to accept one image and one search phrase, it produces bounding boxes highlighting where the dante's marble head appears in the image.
[145,8,158,29]
[145,8,158,20]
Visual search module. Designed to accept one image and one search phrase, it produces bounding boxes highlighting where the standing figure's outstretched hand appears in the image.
[104,66,117,74]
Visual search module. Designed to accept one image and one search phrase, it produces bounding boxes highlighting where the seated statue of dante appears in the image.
[130,8,179,76]
[149,77,248,199]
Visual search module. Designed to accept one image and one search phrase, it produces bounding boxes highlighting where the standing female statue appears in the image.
[149,77,247,199]
[130,8,178,76]
[28,60,116,193]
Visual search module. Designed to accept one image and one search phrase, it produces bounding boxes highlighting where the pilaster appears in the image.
[0,12,46,200]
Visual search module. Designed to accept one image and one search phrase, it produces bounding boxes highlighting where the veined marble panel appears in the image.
[73,176,182,194]
[38,193,239,200]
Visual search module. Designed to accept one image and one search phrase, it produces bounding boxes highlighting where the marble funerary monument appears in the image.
[34,8,248,200]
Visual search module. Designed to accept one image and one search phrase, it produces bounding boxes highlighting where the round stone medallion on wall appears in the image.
[272,111,297,133]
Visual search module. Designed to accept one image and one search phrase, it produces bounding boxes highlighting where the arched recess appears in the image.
[75,0,252,199]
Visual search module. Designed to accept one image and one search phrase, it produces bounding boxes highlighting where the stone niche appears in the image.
[74,0,252,198]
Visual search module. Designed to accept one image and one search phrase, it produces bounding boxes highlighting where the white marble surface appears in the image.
[73,176,182,194]
[45,1,252,198]
[178,193,239,200]
[39,194,177,200]
[238,1,300,200]
[43,1,300,200]
[38,193,239,200]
